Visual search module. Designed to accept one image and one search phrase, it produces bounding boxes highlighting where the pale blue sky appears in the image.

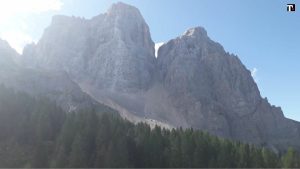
[0,0,299,121]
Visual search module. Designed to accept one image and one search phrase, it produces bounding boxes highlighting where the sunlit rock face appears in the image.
[0,39,112,113]
[19,2,300,151]
[23,2,155,92]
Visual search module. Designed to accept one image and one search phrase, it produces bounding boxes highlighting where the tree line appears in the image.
[0,85,299,168]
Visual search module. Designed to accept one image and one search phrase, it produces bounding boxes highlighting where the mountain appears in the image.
[0,87,289,168]
[157,27,300,151]
[0,39,18,68]
[0,40,115,114]
[15,2,300,151]
[22,2,167,128]
[23,2,155,91]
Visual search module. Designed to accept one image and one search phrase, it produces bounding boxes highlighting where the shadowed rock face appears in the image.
[16,2,300,151]
[157,27,300,151]
[157,27,262,134]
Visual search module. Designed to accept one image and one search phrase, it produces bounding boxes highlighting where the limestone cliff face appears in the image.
[17,2,300,151]
[157,27,261,135]
[23,2,155,92]
[0,40,113,114]
[157,27,300,151]
[158,27,261,118]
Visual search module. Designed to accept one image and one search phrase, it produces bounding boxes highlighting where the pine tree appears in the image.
[282,147,300,168]
[0,86,299,168]
[262,148,279,167]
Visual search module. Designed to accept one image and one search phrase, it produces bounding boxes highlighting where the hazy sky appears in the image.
[0,0,299,121]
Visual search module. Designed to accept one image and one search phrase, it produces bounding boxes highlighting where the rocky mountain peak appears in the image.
[0,39,16,53]
[22,2,155,92]
[0,39,9,48]
[51,15,86,25]
[16,2,300,152]
[102,2,153,51]
[0,39,19,66]
[107,2,142,18]
[183,26,208,38]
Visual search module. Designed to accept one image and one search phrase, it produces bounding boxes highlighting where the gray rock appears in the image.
[0,39,19,68]
[17,3,300,151]
[0,39,114,114]
[157,27,300,151]
[23,2,155,92]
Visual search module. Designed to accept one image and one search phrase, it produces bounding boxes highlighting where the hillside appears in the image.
[1,86,299,168]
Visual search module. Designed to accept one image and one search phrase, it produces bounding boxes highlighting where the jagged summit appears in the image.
[51,15,86,25]
[107,2,142,17]
[22,1,155,92]
[17,2,300,152]
[0,39,15,52]
[183,26,208,37]
[0,39,19,66]
[0,39,9,47]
